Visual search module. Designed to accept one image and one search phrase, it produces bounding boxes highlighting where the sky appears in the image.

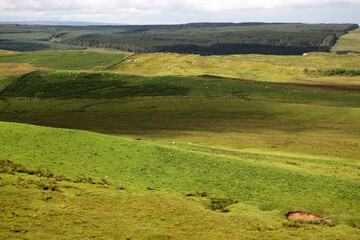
[0,0,359,25]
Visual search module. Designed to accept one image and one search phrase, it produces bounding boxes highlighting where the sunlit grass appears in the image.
[0,121,359,227]
[1,49,360,239]
[106,52,306,82]
[3,172,359,240]
[331,28,360,53]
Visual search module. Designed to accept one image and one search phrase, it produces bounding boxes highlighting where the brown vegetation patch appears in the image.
[293,76,360,90]
[0,50,18,54]
[286,211,331,223]
[0,62,50,77]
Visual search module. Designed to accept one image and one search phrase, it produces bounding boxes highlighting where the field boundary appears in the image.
[103,53,137,71]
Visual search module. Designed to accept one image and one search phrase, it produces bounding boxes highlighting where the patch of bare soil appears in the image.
[286,211,331,223]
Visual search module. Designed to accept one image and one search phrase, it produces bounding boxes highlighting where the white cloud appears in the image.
[1,0,359,12]
[0,0,359,23]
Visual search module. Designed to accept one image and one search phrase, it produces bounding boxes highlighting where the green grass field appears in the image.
[0,49,360,239]
[1,70,360,106]
[3,171,359,240]
[332,29,360,53]
[0,121,359,239]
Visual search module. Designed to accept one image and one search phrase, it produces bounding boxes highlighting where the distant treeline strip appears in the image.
[59,24,358,55]
[0,23,358,54]
[0,40,50,51]
[153,43,323,55]
[61,35,330,55]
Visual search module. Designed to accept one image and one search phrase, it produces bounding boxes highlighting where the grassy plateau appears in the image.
[0,41,360,239]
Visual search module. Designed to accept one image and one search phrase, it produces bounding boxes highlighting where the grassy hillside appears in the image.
[222,52,360,70]
[1,70,360,106]
[0,71,190,99]
[1,121,359,227]
[0,74,20,91]
[0,50,126,70]
[106,52,360,83]
[1,96,359,166]
[107,53,306,82]
[2,170,359,240]
[0,62,49,77]
[0,66,359,163]
[1,49,360,239]
[331,28,360,53]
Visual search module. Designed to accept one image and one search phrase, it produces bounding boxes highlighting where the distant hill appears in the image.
[0,21,127,26]
[0,22,358,54]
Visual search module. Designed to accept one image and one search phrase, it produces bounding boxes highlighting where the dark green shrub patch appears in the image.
[73,176,96,184]
[0,159,69,181]
[207,197,238,212]
[305,68,360,77]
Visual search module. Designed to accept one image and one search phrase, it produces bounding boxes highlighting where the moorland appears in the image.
[0,24,359,239]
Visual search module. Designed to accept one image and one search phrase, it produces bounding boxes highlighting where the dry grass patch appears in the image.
[293,76,360,88]
[0,62,49,77]
[106,53,305,82]
[0,50,18,54]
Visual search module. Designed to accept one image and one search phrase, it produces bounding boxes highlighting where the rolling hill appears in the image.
[0,49,359,239]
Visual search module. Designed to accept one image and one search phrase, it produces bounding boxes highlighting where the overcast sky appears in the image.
[0,0,359,24]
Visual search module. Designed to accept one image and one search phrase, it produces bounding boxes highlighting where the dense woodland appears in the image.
[0,23,358,55]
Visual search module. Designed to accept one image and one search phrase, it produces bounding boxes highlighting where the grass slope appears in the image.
[107,53,305,82]
[2,172,360,240]
[0,51,126,70]
[1,50,360,239]
[1,71,360,107]
[107,52,360,83]
[222,52,360,70]
[0,62,48,77]
[0,75,20,91]
[0,68,359,166]
[331,28,360,53]
[0,97,359,173]
[0,71,190,98]
[0,121,359,227]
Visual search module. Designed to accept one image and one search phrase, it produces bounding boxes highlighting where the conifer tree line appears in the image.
[0,23,358,54]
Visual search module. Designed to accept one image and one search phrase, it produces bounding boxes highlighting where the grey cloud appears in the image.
[0,0,359,24]
[2,0,359,12]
